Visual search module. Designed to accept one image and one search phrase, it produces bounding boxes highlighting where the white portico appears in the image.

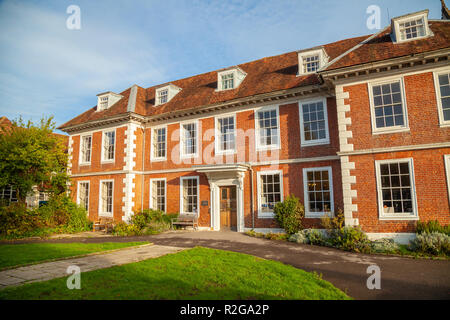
[195,164,248,232]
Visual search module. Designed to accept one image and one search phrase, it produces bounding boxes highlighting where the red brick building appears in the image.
[59,10,450,243]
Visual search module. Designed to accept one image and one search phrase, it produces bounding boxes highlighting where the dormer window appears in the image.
[158,89,169,105]
[217,67,246,91]
[221,73,234,90]
[391,10,431,43]
[155,84,181,106]
[399,17,426,41]
[297,48,328,75]
[99,96,108,110]
[96,91,123,112]
[303,55,320,73]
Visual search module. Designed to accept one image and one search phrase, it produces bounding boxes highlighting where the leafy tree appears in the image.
[0,116,68,202]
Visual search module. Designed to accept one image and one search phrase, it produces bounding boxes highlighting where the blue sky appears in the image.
[0,0,442,133]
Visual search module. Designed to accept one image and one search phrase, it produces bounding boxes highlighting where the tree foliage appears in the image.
[0,116,68,202]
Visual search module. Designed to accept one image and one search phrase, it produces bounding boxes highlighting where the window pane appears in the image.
[373,82,404,128]
[260,173,282,214]
[258,109,278,146]
[305,169,332,214]
[379,161,414,216]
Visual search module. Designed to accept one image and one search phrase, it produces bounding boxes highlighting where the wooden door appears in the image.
[220,186,237,229]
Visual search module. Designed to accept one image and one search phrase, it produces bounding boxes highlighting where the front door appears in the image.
[220,186,237,230]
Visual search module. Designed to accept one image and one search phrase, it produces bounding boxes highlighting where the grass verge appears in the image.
[0,247,350,300]
[0,242,149,269]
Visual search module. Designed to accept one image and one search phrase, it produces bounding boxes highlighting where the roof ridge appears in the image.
[142,34,373,92]
[320,26,389,72]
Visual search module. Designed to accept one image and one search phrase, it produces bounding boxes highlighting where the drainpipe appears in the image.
[141,125,145,212]
[249,164,255,230]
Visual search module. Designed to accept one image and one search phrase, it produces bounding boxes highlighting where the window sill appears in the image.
[296,72,317,77]
[79,162,91,166]
[301,139,330,147]
[305,213,333,219]
[151,157,167,162]
[215,149,237,156]
[439,122,450,128]
[99,213,113,217]
[256,145,281,152]
[180,154,198,160]
[379,215,419,221]
[101,160,115,164]
[372,127,410,135]
[215,87,236,92]
[258,212,275,219]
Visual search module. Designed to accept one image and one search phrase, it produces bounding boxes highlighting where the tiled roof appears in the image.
[0,116,12,130]
[59,20,450,131]
[0,116,68,146]
[58,35,368,130]
[324,21,450,71]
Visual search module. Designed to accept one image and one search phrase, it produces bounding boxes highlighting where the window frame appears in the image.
[179,120,199,159]
[215,113,237,155]
[256,170,284,219]
[76,181,90,213]
[433,68,450,127]
[101,129,116,163]
[157,88,169,105]
[303,166,334,218]
[254,105,281,151]
[179,176,200,216]
[297,48,328,75]
[298,97,330,147]
[79,134,92,165]
[220,71,235,90]
[0,185,18,203]
[150,125,167,162]
[445,155,450,206]
[98,179,114,217]
[392,11,431,44]
[375,158,419,220]
[368,77,410,134]
[98,96,109,111]
[149,178,167,213]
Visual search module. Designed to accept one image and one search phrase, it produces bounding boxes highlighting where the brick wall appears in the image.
[342,70,450,232]
[349,148,450,232]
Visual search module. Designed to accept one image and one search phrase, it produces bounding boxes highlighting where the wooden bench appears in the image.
[93,217,115,233]
[171,214,198,230]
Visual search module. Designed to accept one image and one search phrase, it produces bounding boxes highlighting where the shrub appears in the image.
[288,230,309,244]
[321,209,345,231]
[112,209,178,236]
[416,220,450,236]
[273,195,305,234]
[0,203,42,237]
[264,232,289,241]
[370,238,400,254]
[330,226,372,253]
[0,194,90,239]
[288,229,329,246]
[37,194,91,233]
[410,232,450,255]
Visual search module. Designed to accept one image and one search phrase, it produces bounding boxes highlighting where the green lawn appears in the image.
[0,242,149,269]
[0,247,350,300]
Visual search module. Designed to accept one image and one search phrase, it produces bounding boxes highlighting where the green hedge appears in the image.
[0,194,91,239]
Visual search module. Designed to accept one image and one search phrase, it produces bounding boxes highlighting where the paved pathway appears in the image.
[0,244,184,290]
[3,231,450,299]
